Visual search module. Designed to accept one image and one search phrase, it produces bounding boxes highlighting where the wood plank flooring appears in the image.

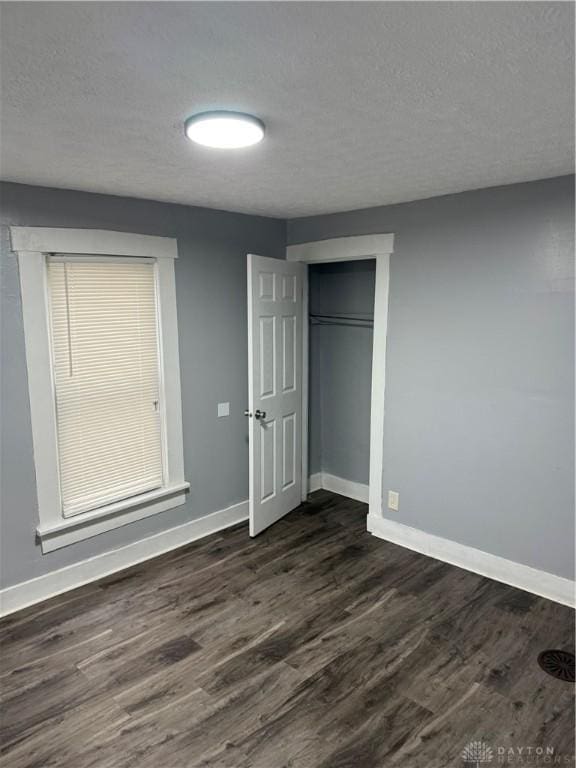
[1,490,574,767]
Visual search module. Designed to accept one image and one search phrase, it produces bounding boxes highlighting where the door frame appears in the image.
[286,234,394,523]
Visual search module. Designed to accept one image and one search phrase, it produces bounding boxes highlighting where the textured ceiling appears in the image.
[0,2,573,218]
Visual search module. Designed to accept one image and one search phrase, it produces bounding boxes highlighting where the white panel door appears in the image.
[247,254,303,536]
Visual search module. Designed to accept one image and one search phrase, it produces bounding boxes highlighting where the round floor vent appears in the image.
[537,650,575,683]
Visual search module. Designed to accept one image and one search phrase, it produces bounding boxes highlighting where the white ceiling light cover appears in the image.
[185,111,265,149]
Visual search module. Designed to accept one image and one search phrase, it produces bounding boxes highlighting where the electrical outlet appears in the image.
[217,402,230,418]
[388,490,399,511]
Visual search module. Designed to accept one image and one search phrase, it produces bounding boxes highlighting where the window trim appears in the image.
[10,227,189,552]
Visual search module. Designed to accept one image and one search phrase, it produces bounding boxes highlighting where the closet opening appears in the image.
[307,259,376,505]
[285,233,393,532]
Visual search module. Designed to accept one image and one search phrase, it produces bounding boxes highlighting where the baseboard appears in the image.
[308,472,369,504]
[308,472,324,493]
[367,513,575,608]
[0,500,249,618]
[323,473,369,503]
[5,493,570,618]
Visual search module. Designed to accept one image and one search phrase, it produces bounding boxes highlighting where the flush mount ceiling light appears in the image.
[184,111,265,149]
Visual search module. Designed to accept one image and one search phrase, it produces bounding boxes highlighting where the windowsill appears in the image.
[37,481,190,553]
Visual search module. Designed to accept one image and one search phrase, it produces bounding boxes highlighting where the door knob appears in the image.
[244,410,252,417]
[254,409,267,420]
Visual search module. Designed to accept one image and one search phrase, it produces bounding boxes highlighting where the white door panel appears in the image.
[248,254,303,536]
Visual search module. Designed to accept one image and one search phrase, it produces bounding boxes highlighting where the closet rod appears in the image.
[309,313,373,328]
[309,312,374,321]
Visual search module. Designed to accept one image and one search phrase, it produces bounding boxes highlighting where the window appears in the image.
[48,258,164,516]
[11,228,189,552]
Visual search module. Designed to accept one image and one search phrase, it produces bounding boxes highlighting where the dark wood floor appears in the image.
[1,490,574,767]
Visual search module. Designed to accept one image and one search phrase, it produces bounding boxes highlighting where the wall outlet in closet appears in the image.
[388,490,399,512]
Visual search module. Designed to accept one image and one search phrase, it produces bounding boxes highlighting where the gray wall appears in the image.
[0,182,285,588]
[2,175,573,587]
[309,261,375,483]
[290,175,575,580]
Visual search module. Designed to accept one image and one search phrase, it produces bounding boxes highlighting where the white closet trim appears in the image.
[287,234,394,521]
[287,234,394,263]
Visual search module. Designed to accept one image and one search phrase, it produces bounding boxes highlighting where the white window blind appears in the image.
[47,258,164,517]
